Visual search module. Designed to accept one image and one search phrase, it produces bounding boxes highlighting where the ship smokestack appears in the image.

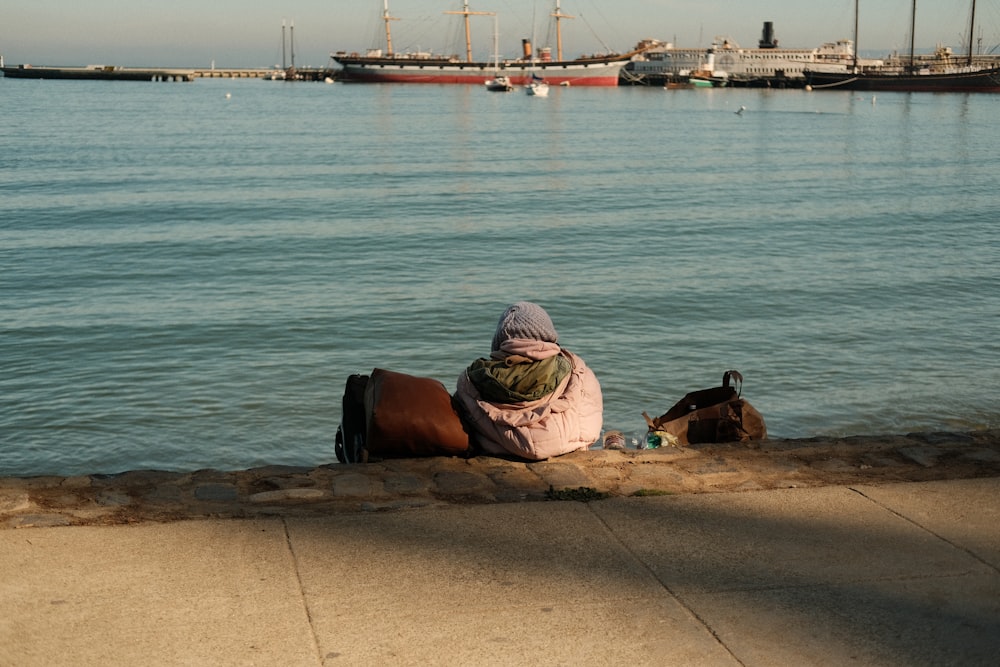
[522,39,532,59]
[759,21,778,49]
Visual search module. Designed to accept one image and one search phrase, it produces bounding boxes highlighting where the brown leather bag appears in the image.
[643,370,767,445]
[362,368,472,460]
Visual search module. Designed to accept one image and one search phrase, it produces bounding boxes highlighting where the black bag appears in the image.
[643,370,767,445]
[335,373,370,463]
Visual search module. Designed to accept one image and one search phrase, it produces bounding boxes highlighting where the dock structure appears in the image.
[195,68,278,79]
[194,67,337,81]
[1,65,196,81]
[1,65,337,83]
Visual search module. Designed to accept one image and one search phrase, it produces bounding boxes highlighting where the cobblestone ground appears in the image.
[3,430,999,528]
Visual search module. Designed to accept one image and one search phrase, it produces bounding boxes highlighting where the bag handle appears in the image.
[723,370,743,397]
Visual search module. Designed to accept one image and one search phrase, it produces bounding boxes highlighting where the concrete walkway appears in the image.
[3,476,999,666]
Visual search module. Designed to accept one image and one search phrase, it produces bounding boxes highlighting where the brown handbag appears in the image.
[642,370,767,445]
[362,368,472,460]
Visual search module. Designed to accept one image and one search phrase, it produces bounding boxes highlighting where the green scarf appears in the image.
[466,354,572,403]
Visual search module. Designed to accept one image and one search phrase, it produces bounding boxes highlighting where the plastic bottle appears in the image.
[602,430,626,450]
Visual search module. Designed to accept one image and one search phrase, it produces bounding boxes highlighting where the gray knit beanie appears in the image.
[491,301,559,351]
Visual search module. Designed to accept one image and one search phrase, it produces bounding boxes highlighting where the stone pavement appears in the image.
[2,430,999,529]
[2,474,999,665]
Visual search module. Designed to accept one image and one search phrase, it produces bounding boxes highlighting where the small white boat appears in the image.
[526,74,550,96]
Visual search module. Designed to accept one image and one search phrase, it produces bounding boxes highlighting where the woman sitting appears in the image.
[453,301,603,461]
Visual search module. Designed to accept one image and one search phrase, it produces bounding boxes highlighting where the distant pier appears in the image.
[2,64,337,83]
[196,68,274,79]
[2,65,197,82]
[194,67,337,81]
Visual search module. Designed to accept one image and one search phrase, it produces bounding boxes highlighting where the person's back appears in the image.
[453,302,603,460]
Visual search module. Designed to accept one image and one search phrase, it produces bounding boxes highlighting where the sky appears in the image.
[3,1,998,69]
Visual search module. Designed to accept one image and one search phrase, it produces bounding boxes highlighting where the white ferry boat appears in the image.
[624,22,878,87]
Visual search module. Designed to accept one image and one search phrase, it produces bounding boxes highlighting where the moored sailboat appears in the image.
[484,13,514,91]
[269,19,301,80]
[804,0,1000,92]
[525,72,550,96]
[484,74,515,91]
[330,0,641,86]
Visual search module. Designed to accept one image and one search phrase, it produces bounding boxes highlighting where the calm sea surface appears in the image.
[2,77,998,476]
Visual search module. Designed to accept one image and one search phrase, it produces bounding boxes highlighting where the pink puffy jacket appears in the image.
[453,349,603,461]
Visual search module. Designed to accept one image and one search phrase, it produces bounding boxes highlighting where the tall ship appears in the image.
[624,22,878,88]
[330,0,640,86]
[804,0,1000,92]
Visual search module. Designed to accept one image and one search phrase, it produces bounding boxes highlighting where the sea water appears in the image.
[1,77,998,476]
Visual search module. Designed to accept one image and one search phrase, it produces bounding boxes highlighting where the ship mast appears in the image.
[908,0,917,72]
[382,0,400,57]
[551,0,575,62]
[852,0,859,72]
[968,0,977,65]
[444,1,495,63]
